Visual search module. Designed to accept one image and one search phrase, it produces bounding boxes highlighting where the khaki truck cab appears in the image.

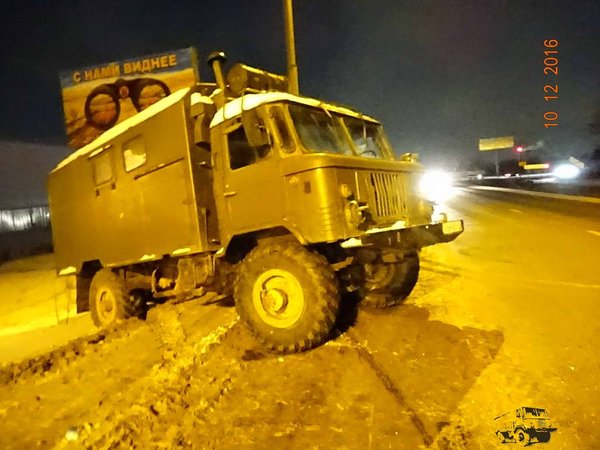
[495,407,557,445]
[48,53,463,352]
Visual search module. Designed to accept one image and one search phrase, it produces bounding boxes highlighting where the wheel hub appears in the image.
[252,269,305,329]
[364,262,395,291]
[262,288,288,314]
[97,289,116,323]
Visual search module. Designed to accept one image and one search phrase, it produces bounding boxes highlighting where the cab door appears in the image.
[219,117,283,237]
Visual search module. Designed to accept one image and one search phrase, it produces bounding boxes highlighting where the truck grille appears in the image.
[369,172,406,220]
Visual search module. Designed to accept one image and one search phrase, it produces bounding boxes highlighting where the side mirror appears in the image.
[242,110,270,148]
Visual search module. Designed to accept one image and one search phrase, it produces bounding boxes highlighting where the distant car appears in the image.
[462,171,484,180]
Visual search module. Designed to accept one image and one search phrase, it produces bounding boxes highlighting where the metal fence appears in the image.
[0,206,50,233]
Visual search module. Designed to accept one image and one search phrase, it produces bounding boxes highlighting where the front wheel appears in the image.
[514,429,531,446]
[361,253,420,308]
[234,241,340,353]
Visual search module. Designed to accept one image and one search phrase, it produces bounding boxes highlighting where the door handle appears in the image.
[223,191,237,197]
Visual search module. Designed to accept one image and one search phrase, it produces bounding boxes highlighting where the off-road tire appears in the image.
[496,432,506,443]
[514,428,530,446]
[536,431,551,443]
[234,241,339,353]
[361,253,420,308]
[89,269,147,327]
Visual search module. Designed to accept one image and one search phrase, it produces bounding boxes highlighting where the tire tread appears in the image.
[234,241,339,352]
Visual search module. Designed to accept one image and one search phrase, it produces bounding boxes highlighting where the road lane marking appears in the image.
[587,230,600,237]
[535,279,600,290]
[468,185,600,204]
[419,265,600,291]
[500,276,600,290]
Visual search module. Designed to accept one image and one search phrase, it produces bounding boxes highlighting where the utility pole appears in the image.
[495,151,499,176]
[283,0,299,95]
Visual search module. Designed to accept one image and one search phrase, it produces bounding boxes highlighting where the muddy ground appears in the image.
[0,291,503,450]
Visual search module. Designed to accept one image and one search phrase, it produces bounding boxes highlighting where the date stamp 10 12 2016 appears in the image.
[543,39,559,129]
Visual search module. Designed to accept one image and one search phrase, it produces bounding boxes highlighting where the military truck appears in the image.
[495,407,557,445]
[48,49,463,352]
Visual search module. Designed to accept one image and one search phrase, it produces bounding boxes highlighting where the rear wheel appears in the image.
[536,431,551,443]
[361,253,420,308]
[496,431,506,443]
[234,241,339,352]
[89,269,147,327]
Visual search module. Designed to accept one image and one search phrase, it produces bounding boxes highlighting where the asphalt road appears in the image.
[412,187,600,448]
[0,188,599,449]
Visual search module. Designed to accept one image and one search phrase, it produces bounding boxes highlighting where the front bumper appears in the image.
[341,219,464,249]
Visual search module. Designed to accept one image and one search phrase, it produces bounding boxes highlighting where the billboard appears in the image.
[59,48,199,149]
[478,136,515,151]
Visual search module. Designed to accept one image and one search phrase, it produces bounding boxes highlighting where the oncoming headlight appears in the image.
[419,170,454,203]
[553,163,579,179]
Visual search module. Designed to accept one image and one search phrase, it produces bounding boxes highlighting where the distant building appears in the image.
[0,141,69,261]
[0,206,50,232]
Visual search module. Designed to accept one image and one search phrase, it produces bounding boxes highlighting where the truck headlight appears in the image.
[419,170,454,203]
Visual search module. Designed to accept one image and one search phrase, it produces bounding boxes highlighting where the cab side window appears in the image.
[228,126,256,170]
[227,125,271,170]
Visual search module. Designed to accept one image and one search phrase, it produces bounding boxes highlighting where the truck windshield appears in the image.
[524,408,548,417]
[288,104,391,159]
[289,105,354,156]
[343,116,391,159]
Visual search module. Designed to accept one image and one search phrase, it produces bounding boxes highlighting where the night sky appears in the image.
[0,0,598,173]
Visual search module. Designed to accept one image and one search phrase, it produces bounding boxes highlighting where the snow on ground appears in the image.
[0,253,94,364]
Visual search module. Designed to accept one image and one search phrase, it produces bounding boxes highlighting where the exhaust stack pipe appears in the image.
[207,51,227,107]
[283,0,299,95]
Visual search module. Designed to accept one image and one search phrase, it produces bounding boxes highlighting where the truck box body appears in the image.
[48,88,218,274]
